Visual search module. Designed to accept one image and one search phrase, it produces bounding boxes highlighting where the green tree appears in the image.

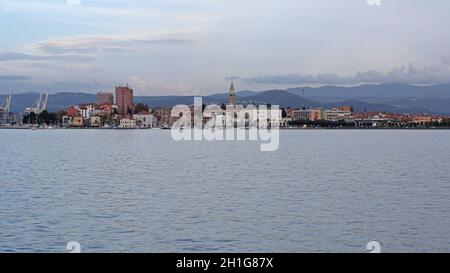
[134,103,150,113]
[23,113,37,124]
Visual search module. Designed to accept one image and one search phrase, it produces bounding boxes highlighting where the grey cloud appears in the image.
[38,36,194,55]
[0,51,93,62]
[47,81,112,92]
[442,56,450,66]
[133,38,194,45]
[0,75,31,82]
[0,52,31,61]
[229,64,450,85]
[0,80,112,94]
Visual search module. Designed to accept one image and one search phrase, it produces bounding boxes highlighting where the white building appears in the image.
[119,118,136,129]
[90,116,102,127]
[133,111,155,128]
[79,104,98,119]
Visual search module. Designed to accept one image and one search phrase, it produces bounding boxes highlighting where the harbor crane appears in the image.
[0,91,12,113]
[0,91,13,124]
[25,92,48,115]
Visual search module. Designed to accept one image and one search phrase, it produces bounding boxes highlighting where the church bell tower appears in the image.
[228,82,236,105]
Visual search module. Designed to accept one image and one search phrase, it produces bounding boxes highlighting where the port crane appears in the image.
[25,92,48,115]
[0,91,13,123]
[0,91,12,113]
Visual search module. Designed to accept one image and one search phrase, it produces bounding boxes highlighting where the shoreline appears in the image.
[2,126,450,131]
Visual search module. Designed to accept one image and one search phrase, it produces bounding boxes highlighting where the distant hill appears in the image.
[135,96,195,108]
[323,100,429,114]
[0,92,96,112]
[238,90,320,108]
[2,83,450,114]
[48,92,96,110]
[287,83,450,99]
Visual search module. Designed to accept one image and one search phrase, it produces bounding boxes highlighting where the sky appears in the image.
[1,0,450,95]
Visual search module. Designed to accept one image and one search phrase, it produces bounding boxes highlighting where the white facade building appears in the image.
[119,118,136,129]
[133,112,155,128]
[79,105,98,119]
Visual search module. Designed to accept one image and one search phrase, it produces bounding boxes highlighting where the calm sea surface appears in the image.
[0,129,449,252]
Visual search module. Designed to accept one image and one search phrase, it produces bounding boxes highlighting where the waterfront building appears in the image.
[133,111,155,128]
[79,104,97,119]
[67,106,79,117]
[323,108,352,122]
[116,86,134,116]
[98,104,114,116]
[413,115,433,125]
[309,109,323,121]
[90,116,102,127]
[280,117,291,128]
[154,107,174,127]
[228,82,236,105]
[336,106,353,112]
[71,117,84,127]
[259,108,282,128]
[291,109,310,121]
[119,118,136,129]
[61,116,71,127]
[96,92,114,105]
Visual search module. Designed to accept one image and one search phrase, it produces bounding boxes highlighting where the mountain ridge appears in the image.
[2,83,450,114]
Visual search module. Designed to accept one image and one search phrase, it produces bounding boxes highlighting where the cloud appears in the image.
[0,51,93,62]
[0,35,193,64]
[37,36,194,55]
[229,64,450,86]
[0,75,31,82]
[0,79,112,94]
[128,76,197,95]
[442,57,450,66]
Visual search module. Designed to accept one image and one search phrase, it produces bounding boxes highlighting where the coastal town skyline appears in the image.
[2,82,449,130]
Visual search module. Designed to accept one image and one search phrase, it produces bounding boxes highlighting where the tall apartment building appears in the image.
[96,92,114,105]
[115,86,134,116]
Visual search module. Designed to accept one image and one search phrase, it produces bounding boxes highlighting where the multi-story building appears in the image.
[336,106,353,112]
[258,108,282,128]
[323,108,352,122]
[98,104,114,116]
[413,115,433,125]
[61,116,71,127]
[71,117,84,127]
[90,116,102,127]
[154,107,173,127]
[309,109,323,121]
[133,111,155,128]
[116,86,134,116]
[96,92,114,105]
[67,106,79,117]
[291,109,310,121]
[79,104,97,119]
[119,118,136,129]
